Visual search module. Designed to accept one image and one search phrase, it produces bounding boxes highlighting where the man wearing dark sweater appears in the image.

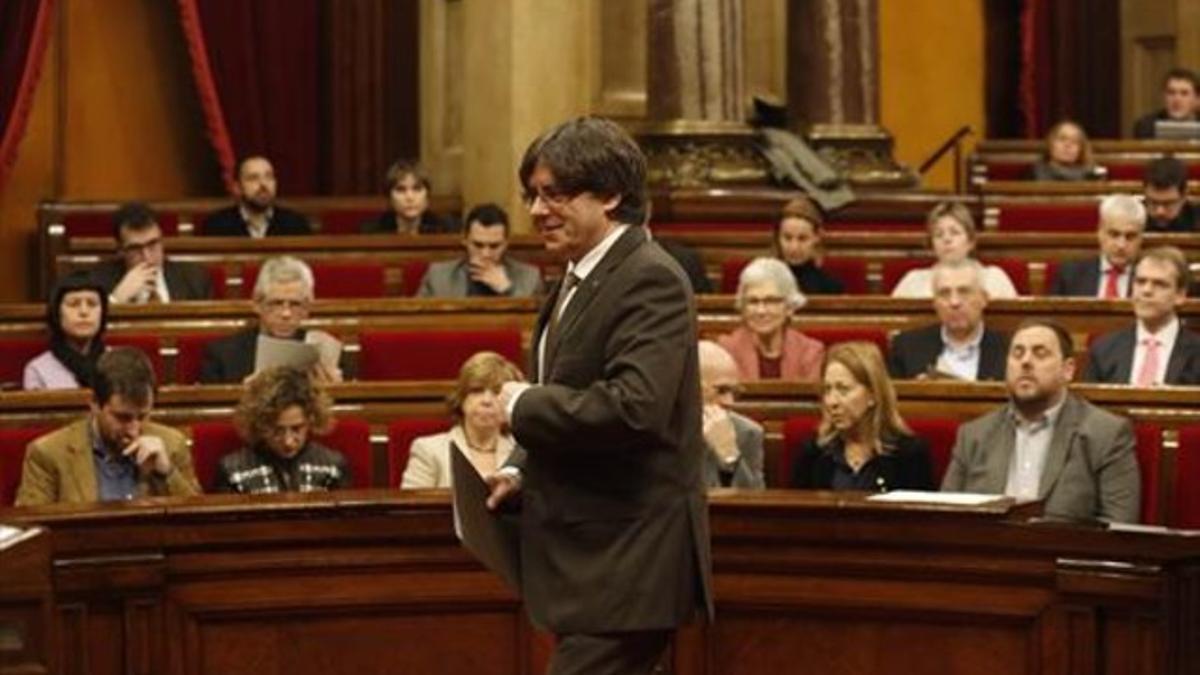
[201,155,311,237]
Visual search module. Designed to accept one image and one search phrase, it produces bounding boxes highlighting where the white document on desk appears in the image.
[254,335,319,373]
[868,491,1006,506]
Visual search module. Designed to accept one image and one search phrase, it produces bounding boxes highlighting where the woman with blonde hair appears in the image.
[890,202,1018,299]
[402,351,524,488]
[214,367,351,494]
[791,341,933,491]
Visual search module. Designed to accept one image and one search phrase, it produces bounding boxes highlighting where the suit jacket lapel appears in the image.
[1112,328,1135,383]
[532,278,562,382]
[66,420,98,503]
[984,411,1016,493]
[1164,330,1198,383]
[1037,395,1079,499]
[552,226,647,345]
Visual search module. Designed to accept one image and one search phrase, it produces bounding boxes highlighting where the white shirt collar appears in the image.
[1137,315,1179,344]
[1010,391,1068,431]
[565,225,629,282]
[940,322,985,351]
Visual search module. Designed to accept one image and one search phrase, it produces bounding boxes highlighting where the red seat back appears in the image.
[979,257,1030,295]
[59,212,180,237]
[205,265,229,299]
[805,328,889,360]
[976,161,1030,182]
[244,262,387,299]
[1,337,48,390]
[0,427,50,506]
[881,259,931,294]
[1172,424,1200,529]
[316,209,377,234]
[649,221,771,233]
[387,417,452,487]
[404,260,431,295]
[720,258,748,294]
[780,414,821,487]
[907,417,961,485]
[995,204,1097,232]
[190,416,373,491]
[1134,423,1163,525]
[107,334,164,383]
[822,257,869,294]
[175,333,221,385]
[358,329,524,381]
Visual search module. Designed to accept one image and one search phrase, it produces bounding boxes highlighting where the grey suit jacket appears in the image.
[510,225,713,634]
[703,411,766,489]
[90,259,213,301]
[941,393,1140,523]
[1083,324,1200,385]
[1048,256,1132,298]
[416,257,542,298]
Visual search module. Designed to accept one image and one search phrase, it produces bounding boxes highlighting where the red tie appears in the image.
[1103,266,1123,299]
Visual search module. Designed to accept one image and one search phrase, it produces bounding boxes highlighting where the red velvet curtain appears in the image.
[0,0,55,193]
[177,0,320,194]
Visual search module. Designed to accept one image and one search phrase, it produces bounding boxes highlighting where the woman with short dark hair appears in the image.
[24,274,109,390]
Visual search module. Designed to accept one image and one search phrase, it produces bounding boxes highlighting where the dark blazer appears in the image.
[1146,201,1196,233]
[200,205,312,236]
[1132,109,1200,139]
[1082,324,1200,385]
[655,238,713,294]
[89,259,213,301]
[887,323,1009,381]
[942,393,1139,523]
[788,261,844,295]
[359,210,459,235]
[790,433,935,491]
[510,225,713,634]
[1049,256,1132,298]
[197,327,349,384]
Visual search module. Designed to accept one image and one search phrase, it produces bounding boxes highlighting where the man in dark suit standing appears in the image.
[488,117,712,674]
[1084,246,1200,385]
[201,156,311,237]
[889,259,1008,381]
[90,202,212,303]
[1048,194,1144,298]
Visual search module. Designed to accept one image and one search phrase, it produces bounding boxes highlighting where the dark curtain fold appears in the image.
[177,0,418,195]
[0,0,55,193]
[987,0,1120,139]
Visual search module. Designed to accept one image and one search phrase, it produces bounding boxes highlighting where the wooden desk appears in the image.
[0,525,52,675]
[1,493,1196,675]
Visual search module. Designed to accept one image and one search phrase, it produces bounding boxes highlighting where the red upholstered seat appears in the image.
[316,208,377,234]
[805,328,889,360]
[107,334,164,382]
[907,417,961,485]
[244,261,387,298]
[358,329,523,381]
[0,337,48,390]
[175,333,221,385]
[1103,162,1144,181]
[881,259,931,294]
[720,258,748,294]
[403,260,431,296]
[976,161,1030,181]
[205,265,229,299]
[994,204,1096,232]
[827,220,926,231]
[1133,423,1163,525]
[979,257,1030,295]
[0,427,50,506]
[779,414,820,487]
[190,416,373,492]
[1172,424,1200,529]
[387,417,452,487]
[59,212,180,237]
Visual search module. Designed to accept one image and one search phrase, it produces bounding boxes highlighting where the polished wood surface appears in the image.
[0,492,1197,675]
[0,526,52,675]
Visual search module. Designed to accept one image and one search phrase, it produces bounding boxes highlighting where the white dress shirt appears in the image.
[1003,396,1067,501]
[1096,257,1131,298]
[1129,316,1179,386]
[936,323,985,381]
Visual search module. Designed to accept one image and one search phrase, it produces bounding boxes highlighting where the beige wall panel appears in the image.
[878,0,984,190]
[1120,0,1177,134]
[592,0,646,118]
[743,0,786,106]
[420,0,464,196]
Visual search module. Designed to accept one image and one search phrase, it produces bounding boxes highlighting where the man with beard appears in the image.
[202,156,312,237]
[941,319,1139,523]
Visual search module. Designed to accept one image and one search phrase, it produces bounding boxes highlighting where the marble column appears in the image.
[787,0,916,187]
[636,0,770,188]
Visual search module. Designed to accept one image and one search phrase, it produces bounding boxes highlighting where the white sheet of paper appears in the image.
[867,491,1006,506]
[255,335,319,373]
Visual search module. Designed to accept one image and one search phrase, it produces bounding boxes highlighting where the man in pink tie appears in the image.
[1047,194,1145,298]
[1083,246,1200,385]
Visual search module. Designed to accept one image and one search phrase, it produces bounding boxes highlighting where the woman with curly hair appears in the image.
[213,367,351,493]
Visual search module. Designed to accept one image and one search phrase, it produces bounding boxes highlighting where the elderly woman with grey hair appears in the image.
[717,257,824,381]
[199,256,343,384]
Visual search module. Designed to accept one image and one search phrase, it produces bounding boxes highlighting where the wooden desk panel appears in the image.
[1,493,1197,675]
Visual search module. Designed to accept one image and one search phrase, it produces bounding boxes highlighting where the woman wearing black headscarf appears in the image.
[23,275,109,390]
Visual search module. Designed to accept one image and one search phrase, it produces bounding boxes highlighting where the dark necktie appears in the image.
[542,272,580,377]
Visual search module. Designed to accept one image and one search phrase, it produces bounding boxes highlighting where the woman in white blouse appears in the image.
[891,202,1018,299]
[401,351,524,488]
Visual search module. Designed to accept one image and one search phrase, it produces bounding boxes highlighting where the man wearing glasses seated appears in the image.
[1143,157,1195,233]
[199,256,343,384]
[698,340,765,489]
[91,202,213,303]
